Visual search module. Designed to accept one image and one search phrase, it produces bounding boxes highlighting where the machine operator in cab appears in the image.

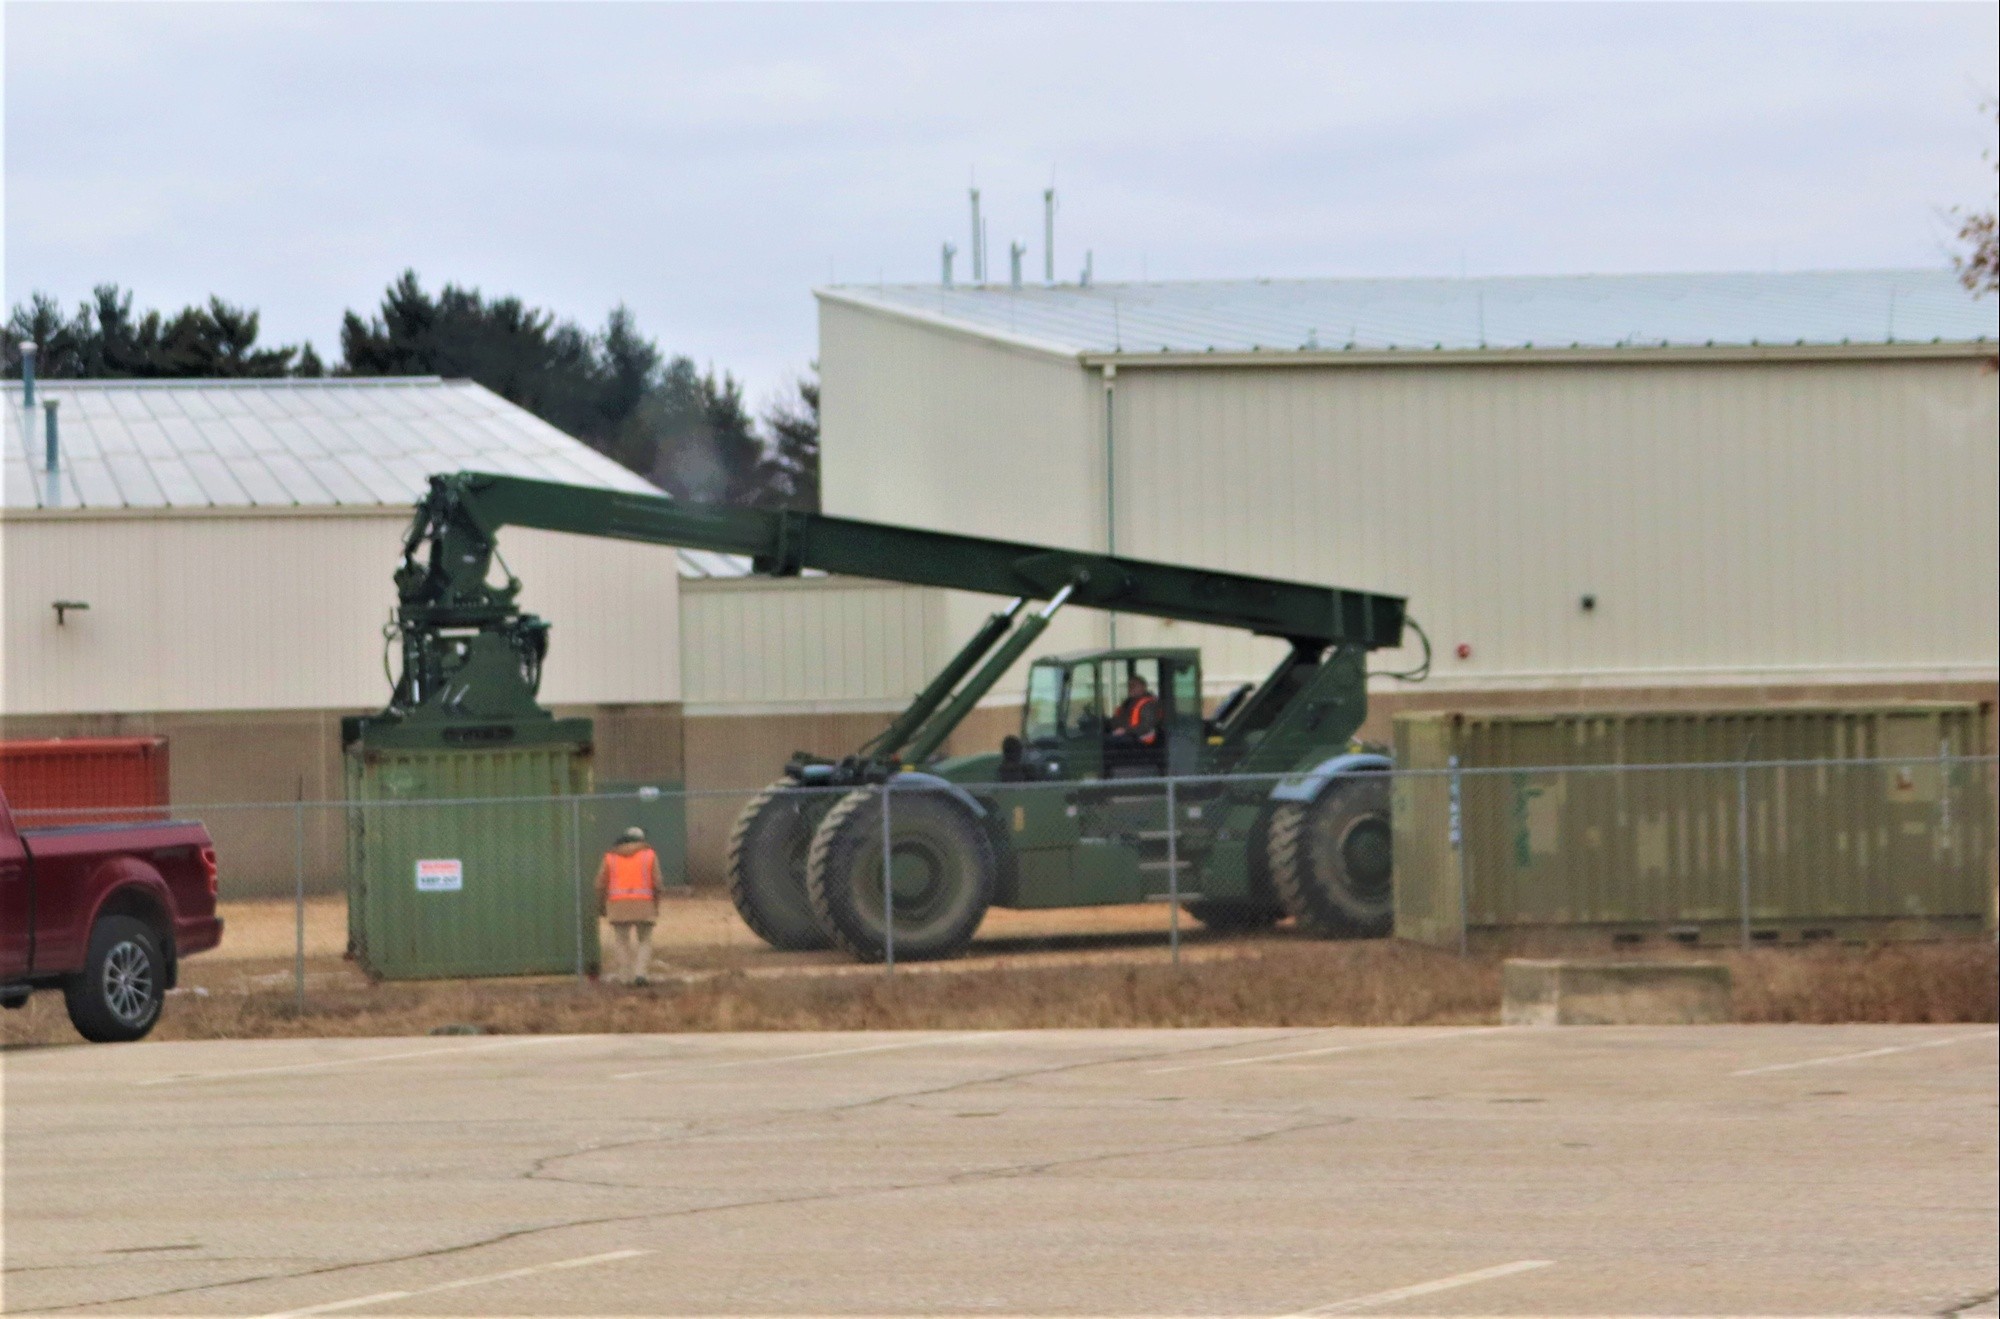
[1106,673,1162,771]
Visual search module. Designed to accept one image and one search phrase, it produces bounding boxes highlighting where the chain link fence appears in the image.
[17,752,1996,1010]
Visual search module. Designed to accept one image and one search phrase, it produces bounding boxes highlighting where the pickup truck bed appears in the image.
[1,790,222,1041]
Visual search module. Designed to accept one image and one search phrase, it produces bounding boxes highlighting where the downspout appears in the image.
[1102,362,1117,648]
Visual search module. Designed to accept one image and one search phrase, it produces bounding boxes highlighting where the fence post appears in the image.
[1449,756,1468,957]
[570,795,586,983]
[1165,776,1180,968]
[881,780,895,973]
[1736,762,1752,949]
[293,792,306,1012]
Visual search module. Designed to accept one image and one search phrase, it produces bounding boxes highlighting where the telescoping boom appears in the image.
[382,471,1403,739]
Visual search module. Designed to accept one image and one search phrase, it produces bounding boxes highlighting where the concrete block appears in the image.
[1503,958,1733,1026]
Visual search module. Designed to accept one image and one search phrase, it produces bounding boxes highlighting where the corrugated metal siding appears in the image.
[1110,357,1999,685]
[679,576,941,712]
[1392,706,1994,946]
[819,298,1102,550]
[1,512,680,714]
[817,299,1115,694]
[346,742,596,979]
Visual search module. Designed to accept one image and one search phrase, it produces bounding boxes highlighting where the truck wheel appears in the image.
[1183,899,1285,932]
[1266,773,1394,938]
[64,915,167,1043]
[726,782,836,951]
[806,787,994,962]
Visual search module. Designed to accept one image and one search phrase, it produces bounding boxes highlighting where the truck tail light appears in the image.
[200,846,218,898]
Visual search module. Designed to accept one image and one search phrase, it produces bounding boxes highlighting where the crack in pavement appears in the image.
[36,1031,1308,1313]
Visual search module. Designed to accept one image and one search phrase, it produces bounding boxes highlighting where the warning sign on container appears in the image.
[415,858,464,892]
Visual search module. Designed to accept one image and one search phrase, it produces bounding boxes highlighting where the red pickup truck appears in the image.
[0,789,222,1041]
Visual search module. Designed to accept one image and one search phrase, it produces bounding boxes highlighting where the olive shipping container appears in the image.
[0,737,170,827]
[1392,705,1994,948]
[345,742,599,980]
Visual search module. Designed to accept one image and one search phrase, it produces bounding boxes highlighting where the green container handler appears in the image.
[345,728,599,980]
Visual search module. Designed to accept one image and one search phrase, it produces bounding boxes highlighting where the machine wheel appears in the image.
[726,782,836,951]
[806,787,995,962]
[64,915,166,1043]
[1182,899,1285,932]
[1266,773,1394,938]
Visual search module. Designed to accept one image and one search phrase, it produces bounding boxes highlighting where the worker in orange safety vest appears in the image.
[595,826,665,985]
[1107,673,1162,769]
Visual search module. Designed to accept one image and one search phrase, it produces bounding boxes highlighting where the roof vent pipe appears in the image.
[19,340,36,409]
[941,242,957,287]
[1043,188,1056,285]
[969,188,983,283]
[1009,241,1025,290]
[42,397,60,507]
[1080,251,1093,288]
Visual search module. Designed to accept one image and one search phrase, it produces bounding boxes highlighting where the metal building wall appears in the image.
[1,510,682,715]
[818,296,1101,547]
[1106,355,1999,689]
[818,296,1114,692]
[679,576,942,713]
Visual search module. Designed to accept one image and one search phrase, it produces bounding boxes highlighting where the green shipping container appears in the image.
[1393,705,1994,949]
[346,741,598,980]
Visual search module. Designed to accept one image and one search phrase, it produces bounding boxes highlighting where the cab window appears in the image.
[1023,664,1063,743]
[1064,662,1101,737]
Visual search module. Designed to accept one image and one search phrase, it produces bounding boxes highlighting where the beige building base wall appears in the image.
[1,703,683,900]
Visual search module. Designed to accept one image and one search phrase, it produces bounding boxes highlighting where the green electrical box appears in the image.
[345,733,599,981]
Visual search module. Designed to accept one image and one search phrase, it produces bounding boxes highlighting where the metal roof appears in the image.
[820,268,1997,358]
[2,376,747,578]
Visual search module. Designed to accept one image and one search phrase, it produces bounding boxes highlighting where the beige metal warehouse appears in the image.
[809,268,1999,738]
[1,377,685,892]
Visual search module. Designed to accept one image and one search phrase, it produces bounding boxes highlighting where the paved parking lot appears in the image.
[3,1025,1995,1316]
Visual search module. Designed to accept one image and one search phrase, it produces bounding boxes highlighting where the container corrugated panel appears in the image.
[346,743,597,980]
[0,738,169,827]
[1392,705,1993,948]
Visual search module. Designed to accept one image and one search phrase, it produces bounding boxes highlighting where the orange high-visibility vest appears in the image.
[1123,694,1159,745]
[604,848,658,902]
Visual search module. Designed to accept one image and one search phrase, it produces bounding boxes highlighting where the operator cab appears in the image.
[1014,649,1203,780]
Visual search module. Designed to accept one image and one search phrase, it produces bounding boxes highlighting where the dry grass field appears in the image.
[1,895,1992,1047]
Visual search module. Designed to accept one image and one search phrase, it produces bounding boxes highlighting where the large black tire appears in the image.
[726,782,836,951]
[806,787,994,962]
[1266,773,1395,938]
[1182,899,1285,932]
[64,915,166,1043]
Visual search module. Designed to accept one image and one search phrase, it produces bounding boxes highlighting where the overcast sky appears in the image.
[5,2,1996,409]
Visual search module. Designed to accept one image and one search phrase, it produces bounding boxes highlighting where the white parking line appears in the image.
[614,1033,979,1080]
[255,1248,651,1317]
[1731,1031,1997,1077]
[137,1036,587,1087]
[1147,1027,1504,1075]
[1276,1258,1554,1315]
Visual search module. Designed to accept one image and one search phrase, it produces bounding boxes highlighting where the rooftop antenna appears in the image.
[1009,241,1025,290]
[969,187,983,283]
[941,242,957,287]
[1043,188,1056,285]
